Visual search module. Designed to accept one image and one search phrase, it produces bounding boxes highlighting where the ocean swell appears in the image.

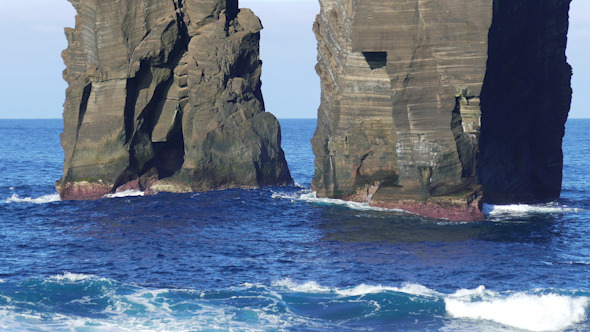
[269,279,589,331]
[0,276,588,331]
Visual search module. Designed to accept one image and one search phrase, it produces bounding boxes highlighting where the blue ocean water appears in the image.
[0,118,589,331]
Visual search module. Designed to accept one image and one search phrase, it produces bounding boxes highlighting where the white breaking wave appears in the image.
[271,278,332,293]
[271,278,439,298]
[272,190,400,213]
[336,282,439,298]
[47,272,102,282]
[103,190,145,198]
[271,279,588,331]
[446,287,589,331]
[5,193,61,204]
[483,203,582,217]
[448,285,493,299]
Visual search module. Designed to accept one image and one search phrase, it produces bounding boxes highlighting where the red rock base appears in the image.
[56,181,112,200]
[57,176,158,201]
[370,199,485,222]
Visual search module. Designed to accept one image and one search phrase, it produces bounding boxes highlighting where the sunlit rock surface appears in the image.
[312,0,572,221]
[58,0,292,200]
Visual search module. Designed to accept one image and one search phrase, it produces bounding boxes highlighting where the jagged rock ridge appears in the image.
[58,0,292,199]
[312,0,572,221]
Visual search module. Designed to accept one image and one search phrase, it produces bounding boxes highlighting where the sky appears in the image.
[0,0,587,119]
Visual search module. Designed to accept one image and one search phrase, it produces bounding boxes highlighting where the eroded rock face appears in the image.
[58,0,292,199]
[312,0,572,221]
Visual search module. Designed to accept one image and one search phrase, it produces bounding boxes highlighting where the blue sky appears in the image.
[0,0,587,119]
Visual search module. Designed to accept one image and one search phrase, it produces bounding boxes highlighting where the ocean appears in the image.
[0,118,589,331]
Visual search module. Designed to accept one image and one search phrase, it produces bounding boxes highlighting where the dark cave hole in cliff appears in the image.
[77,84,92,134]
[153,138,185,179]
[121,56,187,182]
[152,106,185,179]
[363,52,387,70]
[142,74,186,180]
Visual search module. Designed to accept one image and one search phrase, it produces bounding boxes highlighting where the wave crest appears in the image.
[47,272,100,282]
[446,289,589,331]
[271,278,439,298]
[483,203,582,217]
[5,193,61,204]
[271,280,588,331]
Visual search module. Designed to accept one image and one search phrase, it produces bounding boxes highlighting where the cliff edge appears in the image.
[312,0,572,221]
[58,0,292,199]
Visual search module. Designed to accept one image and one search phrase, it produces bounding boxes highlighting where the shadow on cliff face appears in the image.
[478,0,572,205]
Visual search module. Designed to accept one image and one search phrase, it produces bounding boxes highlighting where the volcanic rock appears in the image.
[312,0,572,221]
[58,0,292,200]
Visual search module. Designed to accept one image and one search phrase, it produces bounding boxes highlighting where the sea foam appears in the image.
[103,190,145,198]
[271,190,400,213]
[445,286,589,331]
[0,276,587,331]
[272,279,588,331]
[45,272,114,285]
[47,272,96,282]
[336,282,439,298]
[271,278,439,298]
[271,278,331,293]
[483,203,582,217]
[5,193,61,204]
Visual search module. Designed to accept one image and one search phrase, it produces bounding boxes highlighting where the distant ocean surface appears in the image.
[0,118,589,331]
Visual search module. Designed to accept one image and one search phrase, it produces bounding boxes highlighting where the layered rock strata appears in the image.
[58,0,292,200]
[312,0,571,221]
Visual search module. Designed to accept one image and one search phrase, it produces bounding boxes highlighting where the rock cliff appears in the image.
[58,0,292,199]
[312,0,572,221]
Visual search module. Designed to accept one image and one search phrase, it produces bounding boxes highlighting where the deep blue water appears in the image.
[0,118,589,331]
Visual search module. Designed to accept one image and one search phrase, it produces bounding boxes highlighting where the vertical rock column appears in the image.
[312,0,399,201]
[58,0,292,200]
[312,0,492,220]
[312,0,572,221]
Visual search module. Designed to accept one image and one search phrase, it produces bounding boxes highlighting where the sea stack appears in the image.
[58,0,292,200]
[312,0,572,221]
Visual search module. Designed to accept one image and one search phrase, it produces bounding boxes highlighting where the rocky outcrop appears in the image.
[312,0,572,221]
[58,0,292,200]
